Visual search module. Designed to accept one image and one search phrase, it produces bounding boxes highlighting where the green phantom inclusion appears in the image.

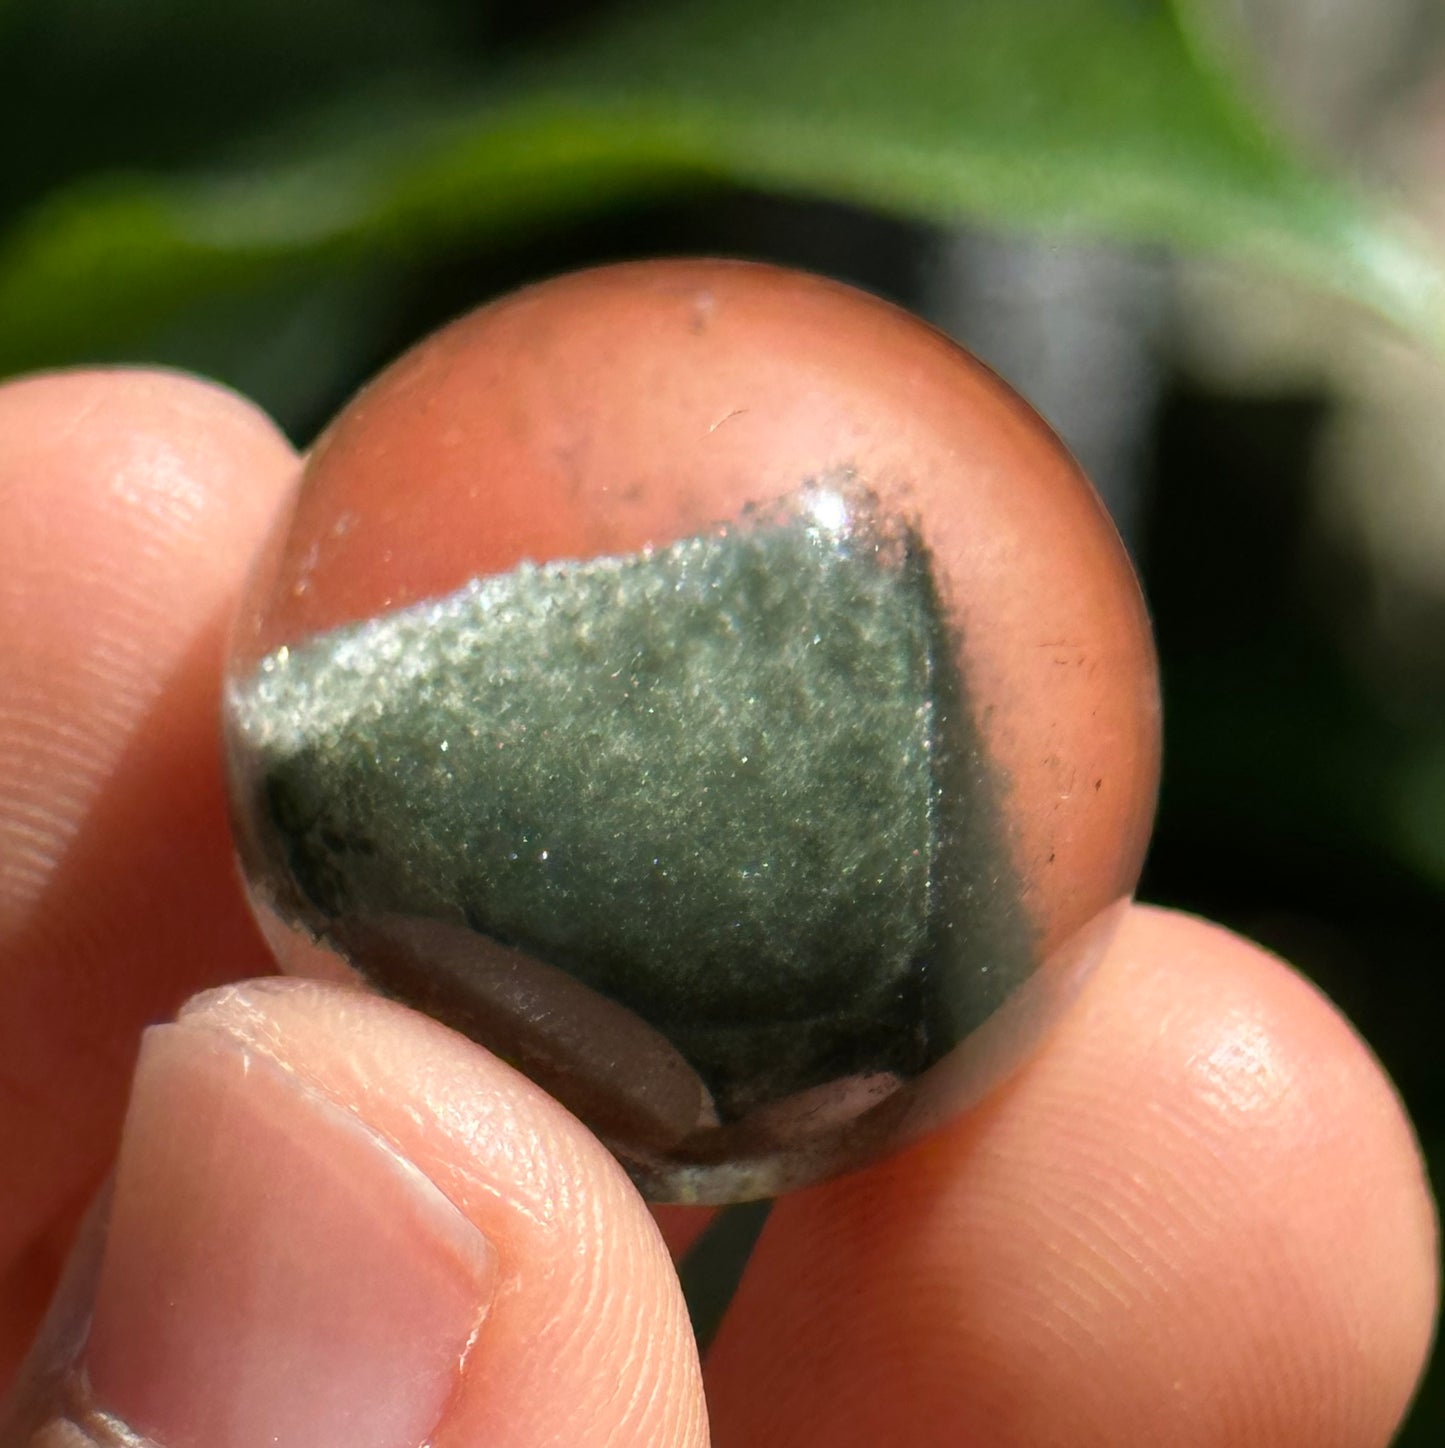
[231,488,1027,1115]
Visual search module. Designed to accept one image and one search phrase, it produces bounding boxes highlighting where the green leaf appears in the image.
[2,0,1443,378]
[0,0,484,209]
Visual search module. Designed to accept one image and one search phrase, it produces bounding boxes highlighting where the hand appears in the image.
[0,369,1435,1448]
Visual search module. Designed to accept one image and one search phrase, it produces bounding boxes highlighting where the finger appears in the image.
[0,370,298,1375]
[5,979,707,1448]
[704,906,1438,1448]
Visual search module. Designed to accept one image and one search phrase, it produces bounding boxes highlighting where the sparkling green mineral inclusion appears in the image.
[230,487,1028,1114]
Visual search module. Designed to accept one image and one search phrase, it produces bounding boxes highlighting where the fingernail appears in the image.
[59,1018,496,1448]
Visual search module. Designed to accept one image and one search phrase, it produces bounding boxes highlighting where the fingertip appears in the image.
[0,357,298,821]
[12,979,709,1448]
[706,905,1437,1448]
[0,364,292,440]
[172,979,709,1448]
[0,359,299,1000]
[0,365,301,1368]
[1102,907,1439,1442]
[0,368,297,629]
[0,364,295,501]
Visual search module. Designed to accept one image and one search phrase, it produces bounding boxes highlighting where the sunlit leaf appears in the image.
[2,0,1442,377]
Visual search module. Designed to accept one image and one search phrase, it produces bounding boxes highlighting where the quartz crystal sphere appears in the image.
[224,260,1160,1203]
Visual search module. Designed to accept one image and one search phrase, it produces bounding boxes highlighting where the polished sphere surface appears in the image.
[225,260,1160,1202]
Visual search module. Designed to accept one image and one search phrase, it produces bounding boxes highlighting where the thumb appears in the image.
[4,979,708,1448]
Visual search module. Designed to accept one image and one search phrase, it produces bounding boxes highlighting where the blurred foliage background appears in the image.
[2,0,1441,1436]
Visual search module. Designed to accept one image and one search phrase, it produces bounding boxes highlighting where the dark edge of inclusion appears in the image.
[226,481,1033,1164]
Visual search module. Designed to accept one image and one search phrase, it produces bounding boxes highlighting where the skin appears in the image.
[0,366,1436,1446]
